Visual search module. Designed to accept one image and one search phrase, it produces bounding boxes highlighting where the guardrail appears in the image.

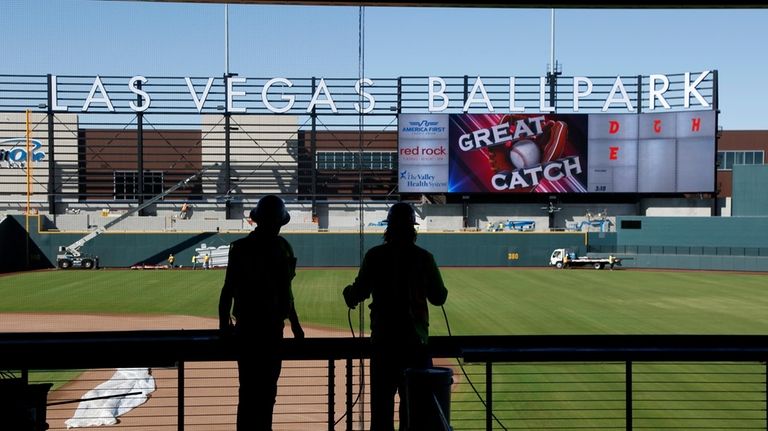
[1,332,767,431]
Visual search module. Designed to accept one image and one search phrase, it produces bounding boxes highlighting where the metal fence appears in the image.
[2,331,767,431]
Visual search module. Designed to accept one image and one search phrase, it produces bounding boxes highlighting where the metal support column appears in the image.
[463,75,469,103]
[328,359,335,431]
[626,361,633,431]
[486,362,493,431]
[46,74,56,216]
[224,74,232,219]
[713,70,720,217]
[178,361,185,431]
[346,358,353,431]
[396,77,402,114]
[462,195,469,229]
[136,81,145,216]
[311,77,318,222]
[547,67,561,112]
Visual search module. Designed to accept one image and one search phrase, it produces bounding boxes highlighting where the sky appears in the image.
[1,1,767,129]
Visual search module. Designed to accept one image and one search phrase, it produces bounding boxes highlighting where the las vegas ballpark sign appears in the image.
[46,72,711,114]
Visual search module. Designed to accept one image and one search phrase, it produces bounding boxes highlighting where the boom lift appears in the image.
[56,164,219,269]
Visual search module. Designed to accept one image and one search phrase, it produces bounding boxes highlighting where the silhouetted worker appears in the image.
[218,194,304,431]
[343,202,448,431]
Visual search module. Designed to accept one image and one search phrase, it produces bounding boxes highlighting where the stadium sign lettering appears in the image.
[48,71,711,114]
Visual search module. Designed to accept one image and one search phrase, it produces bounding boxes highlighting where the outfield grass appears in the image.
[3,268,767,430]
[1,268,767,335]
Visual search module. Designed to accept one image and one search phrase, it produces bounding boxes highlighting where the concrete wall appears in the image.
[421,204,464,231]
[34,200,730,234]
[201,114,299,198]
[640,198,713,217]
[0,112,78,206]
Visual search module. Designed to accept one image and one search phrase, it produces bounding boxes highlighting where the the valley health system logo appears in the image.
[398,114,449,193]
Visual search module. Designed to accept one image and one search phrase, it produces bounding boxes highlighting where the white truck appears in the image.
[56,164,219,269]
[549,248,621,270]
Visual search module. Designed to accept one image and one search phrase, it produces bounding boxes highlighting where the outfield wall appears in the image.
[9,215,587,269]
[5,215,768,272]
[732,165,768,216]
[612,216,768,271]
[616,216,768,248]
[0,216,50,273]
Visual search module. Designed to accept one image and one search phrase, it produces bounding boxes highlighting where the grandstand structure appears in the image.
[0,72,723,232]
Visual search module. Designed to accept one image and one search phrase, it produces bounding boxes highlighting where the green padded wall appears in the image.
[18,216,586,268]
[732,165,768,216]
[616,216,768,248]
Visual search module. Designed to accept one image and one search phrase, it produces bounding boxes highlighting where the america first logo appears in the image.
[399,115,448,139]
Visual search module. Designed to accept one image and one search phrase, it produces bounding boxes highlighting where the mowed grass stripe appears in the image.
[1,269,768,334]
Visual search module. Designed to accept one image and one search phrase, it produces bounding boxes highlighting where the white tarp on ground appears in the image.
[65,368,156,428]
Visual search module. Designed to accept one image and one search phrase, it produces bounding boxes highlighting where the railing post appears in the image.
[346,358,353,431]
[223,74,232,219]
[486,361,492,431]
[178,361,184,431]
[626,361,632,431]
[328,359,335,431]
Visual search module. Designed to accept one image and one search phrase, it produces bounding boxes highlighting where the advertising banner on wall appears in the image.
[398,114,450,193]
[398,111,715,194]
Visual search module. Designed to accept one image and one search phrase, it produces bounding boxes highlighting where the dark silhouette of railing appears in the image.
[1,331,767,431]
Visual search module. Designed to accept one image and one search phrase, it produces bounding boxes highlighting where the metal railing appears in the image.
[1,332,767,430]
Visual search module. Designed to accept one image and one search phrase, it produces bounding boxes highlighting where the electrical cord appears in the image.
[441,305,509,431]
[333,306,364,426]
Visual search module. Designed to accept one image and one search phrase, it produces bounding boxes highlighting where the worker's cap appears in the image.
[386,202,419,227]
[250,195,290,226]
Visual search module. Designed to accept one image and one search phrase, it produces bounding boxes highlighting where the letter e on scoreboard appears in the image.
[609,146,620,161]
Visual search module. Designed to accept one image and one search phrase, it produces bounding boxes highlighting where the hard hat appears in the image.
[250,195,290,226]
[386,202,419,226]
